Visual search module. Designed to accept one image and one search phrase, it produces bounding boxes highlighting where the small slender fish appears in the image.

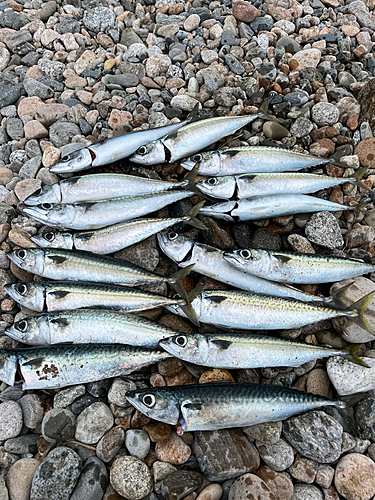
[159,333,367,369]
[5,309,181,348]
[0,344,171,389]
[157,232,345,305]
[129,103,275,165]
[125,382,346,432]
[4,281,187,313]
[195,168,369,200]
[31,203,206,254]
[181,146,347,176]
[224,249,375,285]
[167,288,374,333]
[198,194,363,222]
[50,114,195,174]
[24,173,194,206]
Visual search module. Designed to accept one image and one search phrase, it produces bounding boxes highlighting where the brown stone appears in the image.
[309,138,335,157]
[24,120,48,140]
[341,25,359,36]
[355,137,375,168]
[155,432,191,465]
[199,369,235,384]
[165,369,193,387]
[335,454,375,500]
[35,103,69,127]
[8,228,37,248]
[17,96,42,118]
[143,422,172,442]
[347,114,359,131]
[158,357,185,377]
[108,109,132,129]
[157,314,194,334]
[232,1,260,22]
[306,368,330,397]
[14,178,42,202]
[229,473,275,500]
[255,466,293,500]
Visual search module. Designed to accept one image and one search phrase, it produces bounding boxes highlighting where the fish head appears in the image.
[196,176,235,199]
[8,248,45,275]
[23,203,75,229]
[130,141,166,165]
[157,232,194,264]
[159,334,208,364]
[31,230,74,250]
[198,201,236,222]
[24,183,61,206]
[125,387,180,425]
[5,314,49,345]
[181,152,221,176]
[50,148,92,173]
[223,248,264,271]
[4,282,45,311]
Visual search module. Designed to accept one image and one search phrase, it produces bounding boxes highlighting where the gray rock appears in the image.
[87,380,111,398]
[4,30,32,54]
[257,62,276,80]
[59,17,81,34]
[54,385,86,408]
[193,429,260,481]
[75,402,114,445]
[224,54,245,75]
[19,156,42,180]
[42,408,76,443]
[153,462,177,492]
[96,427,125,463]
[4,434,38,454]
[0,401,23,440]
[49,120,81,148]
[311,102,340,127]
[40,1,57,21]
[125,429,151,460]
[38,59,65,82]
[159,471,203,500]
[305,212,344,249]
[6,118,23,140]
[355,396,375,440]
[221,32,240,46]
[293,483,323,500]
[102,73,139,88]
[0,78,22,108]
[0,203,14,224]
[252,227,282,251]
[121,28,143,47]
[256,438,294,471]
[276,36,302,54]
[70,457,108,500]
[283,411,343,463]
[0,477,7,500]
[250,14,273,33]
[203,66,226,92]
[30,447,81,500]
[23,78,54,100]
[18,394,43,429]
[290,117,313,138]
[348,0,375,30]
[108,378,136,407]
[242,421,282,444]
[0,387,23,401]
[83,7,115,33]
[110,456,153,500]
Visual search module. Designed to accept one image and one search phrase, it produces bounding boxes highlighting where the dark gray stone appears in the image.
[49,120,81,148]
[38,59,65,82]
[355,396,375,441]
[276,37,302,54]
[6,118,23,140]
[41,408,76,444]
[252,228,282,251]
[221,32,240,46]
[19,156,42,180]
[250,15,273,33]
[70,457,108,500]
[0,78,23,108]
[59,17,81,34]
[23,78,54,100]
[4,30,32,54]
[4,434,38,454]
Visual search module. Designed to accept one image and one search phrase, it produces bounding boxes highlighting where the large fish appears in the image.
[198,194,364,221]
[31,203,206,254]
[0,344,171,389]
[5,309,181,348]
[157,232,345,305]
[159,333,367,369]
[125,382,346,432]
[5,281,187,313]
[129,103,275,165]
[181,146,347,176]
[224,249,375,285]
[49,113,196,174]
[195,168,369,200]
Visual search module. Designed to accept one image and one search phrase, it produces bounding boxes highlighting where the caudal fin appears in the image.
[350,166,371,192]
[342,343,370,368]
[185,201,207,230]
[324,281,354,308]
[354,201,368,213]
[256,99,280,123]
[329,147,351,168]
[345,291,375,335]
[167,264,199,326]
[181,163,204,197]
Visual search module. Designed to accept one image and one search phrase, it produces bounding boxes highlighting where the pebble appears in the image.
[232,1,260,22]
[326,355,375,395]
[41,408,76,443]
[96,427,125,463]
[0,401,23,440]
[255,466,294,500]
[242,421,282,444]
[159,471,203,500]
[263,121,290,140]
[196,484,222,500]
[54,385,86,408]
[228,473,275,500]
[70,457,108,500]
[110,456,153,500]
[6,458,40,500]
[125,429,151,460]
[155,432,191,465]
[293,484,323,500]
[335,454,375,500]
[305,212,344,249]
[75,402,114,445]
[256,438,294,471]
[311,103,340,127]
[18,393,43,429]
[83,6,115,33]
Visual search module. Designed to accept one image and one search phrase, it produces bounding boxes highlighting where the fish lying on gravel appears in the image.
[166,288,374,332]
[157,232,347,305]
[0,344,171,389]
[224,249,375,284]
[5,309,181,348]
[31,202,206,254]
[5,281,188,314]
[159,333,367,369]
[24,172,196,205]
[49,112,196,174]
[129,102,275,165]
[181,146,347,176]
[198,194,365,221]
[195,168,369,200]
[125,382,346,432]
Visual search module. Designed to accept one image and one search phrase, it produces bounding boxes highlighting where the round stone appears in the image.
[256,438,294,471]
[110,456,153,500]
[0,401,23,440]
[305,211,344,249]
[311,103,340,127]
[6,458,40,500]
[83,6,115,33]
[293,484,323,500]
[155,432,191,465]
[75,402,114,445]
[42,408,76,444]
[263,121,290,140]
[228,473,275,500]
[125,429,151,460]
[255,466,294,500]
[184,14,200,31]
[355,137,375,168]
[335,453,375,500]
[196,484,223,500]
[96,427,125,463]
[70,457,108,500]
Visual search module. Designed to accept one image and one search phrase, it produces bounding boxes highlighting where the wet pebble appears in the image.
[110,456,153,500]
[256,438,294,471]
[125,429,150,459]
[159,470,203,500]
[6,458,40,500]
[75,402,114,445]
[0,401,23,440]
[41,408,76,444]
[155,432,191,465]
[70,457,108,500]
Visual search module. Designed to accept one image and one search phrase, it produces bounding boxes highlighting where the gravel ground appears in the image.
[1,0,375,498]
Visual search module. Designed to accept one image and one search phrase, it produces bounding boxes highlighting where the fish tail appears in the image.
[256,99,280,123]
[188,103,201,122]
[167,264,199,325]
[342,343,370,368]
[181,163,203,196]
[324,281,354,308]
[179,283,207,327]
[345,291,375,335]
[187,283,206,302]
[354,201,368,213]
[185,201,207,230]
[350,166,371,192]
[329,147,351,168]
[334,393,370,436]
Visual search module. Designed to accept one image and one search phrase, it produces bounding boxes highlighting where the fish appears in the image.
[223,249,375,285]
[24,173,195,206]
[125,382,346,432]
[166,288,374,333]
[198,194,364,222]
[159,332,368,369]
[49,113,197,174]
[157,232,348,305]
[4,281,188,313]
[181,146,348,176]
[195,168,370,200]
[31,202,206,254]
[129,102,275,165]
[5,309,182,348]
[0,344,171,389]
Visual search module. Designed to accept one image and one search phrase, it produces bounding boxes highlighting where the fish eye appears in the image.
[61,155,71,162]
[168,232,178,241]
[41,203,53,210]
[34,188,43,196]
[174,335,187,347]
[192,154,201,162]
[16,249,27,260]
[172,293,181,300]
[207,178,218,186]
[240,249,251,259]
[16,320,28,332]
[44,232,55,242]
[16,283,27,295]
[137,146,147,156]
[142,394,156,407]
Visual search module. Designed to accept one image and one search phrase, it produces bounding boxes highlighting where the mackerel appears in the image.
[5,309,181,348]
[224,249,375,284]
[159,333,367,369]
[125,382,346,432]
[0,344,171,389]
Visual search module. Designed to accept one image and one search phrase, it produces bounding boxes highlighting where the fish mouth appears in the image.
[180,245,194,266]
[180,160,194,171]
[4,326,24,343]
[223,253,243,268]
